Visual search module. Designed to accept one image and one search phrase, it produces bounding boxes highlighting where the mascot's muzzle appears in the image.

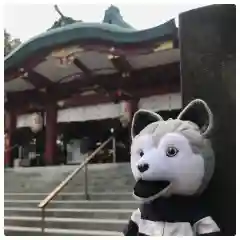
[137,163,149,173]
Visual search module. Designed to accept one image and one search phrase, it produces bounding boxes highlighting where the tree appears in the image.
[4,29,21,57]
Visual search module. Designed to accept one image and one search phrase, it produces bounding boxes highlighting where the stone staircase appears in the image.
[4,163,137,236]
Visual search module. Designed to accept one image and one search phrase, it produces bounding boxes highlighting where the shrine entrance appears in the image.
[4,5,181,167]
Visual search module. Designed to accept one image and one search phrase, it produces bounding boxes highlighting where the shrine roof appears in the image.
[4,5,180,103]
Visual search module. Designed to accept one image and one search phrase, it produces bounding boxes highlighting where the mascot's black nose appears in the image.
[138,163,149,173]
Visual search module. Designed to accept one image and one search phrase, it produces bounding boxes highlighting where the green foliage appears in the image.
[4,29,21,57]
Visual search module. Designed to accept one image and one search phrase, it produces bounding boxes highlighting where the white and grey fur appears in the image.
[123,99,220,236]
[130,99,215,202]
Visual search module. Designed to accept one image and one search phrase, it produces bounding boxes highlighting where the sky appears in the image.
[3,3,208,42]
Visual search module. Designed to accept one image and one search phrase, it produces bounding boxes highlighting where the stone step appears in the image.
[4,164,135,236]
[4,226,122,236]
[4,163,134,194]
[4,181,134,194]
[4,216,127,232]
[5,207,133,219]
[4,199,139,209]
[4,192,134,201]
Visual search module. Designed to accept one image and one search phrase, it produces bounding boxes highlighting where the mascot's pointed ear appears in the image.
[131,109,163,139]
[177,99,214,137]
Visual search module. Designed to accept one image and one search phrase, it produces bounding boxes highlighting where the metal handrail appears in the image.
[38,136,113,208]
[4,144,19,152]
[38,136,113,233]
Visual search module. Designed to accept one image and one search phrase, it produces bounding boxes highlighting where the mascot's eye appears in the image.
[166,146,179,157]
[139,150,144,157]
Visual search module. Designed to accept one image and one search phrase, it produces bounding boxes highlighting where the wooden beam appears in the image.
[46,73,120,101]
[5,55,47,82]
[23,70,53,89]
[59,84,180,109]
[110,90,133,104]
[6,63,180,109]
[73,58,92,76]
[109,55,132,73]
[5,39,171,82]
[4,68,20,82]
[58,62,179,94]
[10,82,180,115]
[10,82,179,114]
[5,89,49,111]
[12,105,44,115]
[61,93,111,108]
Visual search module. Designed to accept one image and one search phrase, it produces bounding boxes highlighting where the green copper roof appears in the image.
[4,5,177,72]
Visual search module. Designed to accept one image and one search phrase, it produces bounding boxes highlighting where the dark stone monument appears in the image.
[179,4,236,235]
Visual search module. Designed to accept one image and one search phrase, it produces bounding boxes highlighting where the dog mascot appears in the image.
[123,99,221,236]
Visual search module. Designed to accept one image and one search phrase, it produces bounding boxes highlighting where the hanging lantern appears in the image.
[4,134,9,151]
[30,113,43,133]
[120,101,131,127]
[169,94,172,111]
[4,93,7,103]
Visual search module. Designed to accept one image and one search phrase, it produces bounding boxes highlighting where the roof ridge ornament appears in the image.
[103,5,135,29]
[48,5,82,30]
[54,4,65,19]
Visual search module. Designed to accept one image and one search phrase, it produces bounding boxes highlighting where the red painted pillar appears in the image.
[124,99,139,162]
[44,104,57,165]
[123,98,139,140]
[4,111,16,168]
[129,98,139,120]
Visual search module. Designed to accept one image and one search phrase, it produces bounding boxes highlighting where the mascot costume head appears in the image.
[123,99,221,236]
